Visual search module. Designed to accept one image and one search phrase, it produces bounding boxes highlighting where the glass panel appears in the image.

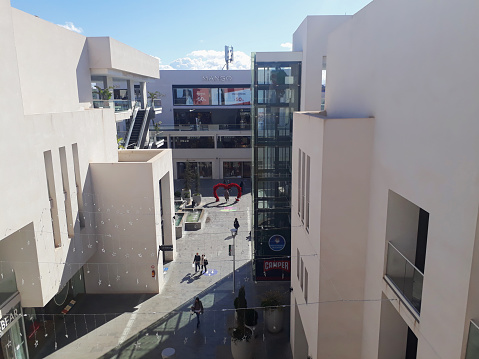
[217,136,251,148]
[198,162,212,178]
[466,321,479,359]
[171,136,214,149]
[385,242,423,314]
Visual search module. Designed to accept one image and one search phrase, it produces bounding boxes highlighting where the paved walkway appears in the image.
[41,181,292,359]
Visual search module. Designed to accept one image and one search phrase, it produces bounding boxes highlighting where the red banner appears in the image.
[193,88,210,105]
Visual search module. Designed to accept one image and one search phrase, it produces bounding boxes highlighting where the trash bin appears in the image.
[161,347,176,359]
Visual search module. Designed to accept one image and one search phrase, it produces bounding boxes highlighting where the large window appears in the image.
[223,161,251,178]
[173,86,251,106]
[217,136,251,148]
[177,162,212,179]
[171,136,214,149]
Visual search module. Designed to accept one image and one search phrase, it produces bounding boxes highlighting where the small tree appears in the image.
[194,165,201,195]
[183,161,193,191]
[148,91,164,108]
[93,85,113,100]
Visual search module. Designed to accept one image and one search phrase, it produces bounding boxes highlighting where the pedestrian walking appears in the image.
[193,253,201,272]
[240,181,244,193]
[203,257,208,273]
[234,218,240,231]
[200,254,205,273]
[191,297,204,328]
[224,189,230,202]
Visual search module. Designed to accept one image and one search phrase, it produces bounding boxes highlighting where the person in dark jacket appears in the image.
[234,218,240,231]
[191,297,204,327]
[193,253,201,272]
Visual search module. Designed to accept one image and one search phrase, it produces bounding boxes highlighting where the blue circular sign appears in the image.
[268,235,286,251]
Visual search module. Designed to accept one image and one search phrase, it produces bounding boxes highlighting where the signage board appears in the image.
[159,245,174,251]
[268,235,286,252]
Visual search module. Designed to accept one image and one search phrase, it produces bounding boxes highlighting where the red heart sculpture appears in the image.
[213,183,242,202]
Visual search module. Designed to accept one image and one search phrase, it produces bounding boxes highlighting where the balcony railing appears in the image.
[92,100,132,112]
[153,123,251,132]
[147,99,162,108]
[385,242,424,314]
[466,320,479,359]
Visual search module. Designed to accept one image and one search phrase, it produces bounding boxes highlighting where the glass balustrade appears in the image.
[466,320,479,359]
[385,242,424,314]
[150,124,251,132]
[92,100,132,112]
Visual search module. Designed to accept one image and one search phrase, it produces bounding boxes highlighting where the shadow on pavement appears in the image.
[98,262,292,359]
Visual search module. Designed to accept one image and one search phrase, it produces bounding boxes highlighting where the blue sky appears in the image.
[11,0,372,70]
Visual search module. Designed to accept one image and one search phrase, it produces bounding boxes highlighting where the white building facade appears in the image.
[147,70,252,180]
[0,1,175,356]
[290,1,479,358]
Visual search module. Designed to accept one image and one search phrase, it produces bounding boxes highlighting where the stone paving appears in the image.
[42,180,293,359]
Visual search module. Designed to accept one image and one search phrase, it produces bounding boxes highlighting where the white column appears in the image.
[127,80,136,109]
[140,81,147,109]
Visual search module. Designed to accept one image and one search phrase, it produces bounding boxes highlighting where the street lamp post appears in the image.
[230,228,237,293]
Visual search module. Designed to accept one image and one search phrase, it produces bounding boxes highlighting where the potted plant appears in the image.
[181,161,193,202]
[92,85,113,108]
[153,121,162,141]
[192,166,202,206]
[261,290,286,334]
[230,286,255,359]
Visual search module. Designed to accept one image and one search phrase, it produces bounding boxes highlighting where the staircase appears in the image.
[127,110,146,148]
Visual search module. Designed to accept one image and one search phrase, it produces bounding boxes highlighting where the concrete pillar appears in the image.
[127,80,135,109]
[140,81,147,109]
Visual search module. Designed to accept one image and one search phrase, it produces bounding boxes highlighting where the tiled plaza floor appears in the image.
[40,180,292,359]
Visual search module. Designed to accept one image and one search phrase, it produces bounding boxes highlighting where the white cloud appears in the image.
[162,49,251,70]
[281,42,292,50]
[58,22,83,34]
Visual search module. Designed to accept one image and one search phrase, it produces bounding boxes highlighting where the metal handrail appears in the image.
[388,241,424,276]
[136,106,151,149]
[125,103,140,148]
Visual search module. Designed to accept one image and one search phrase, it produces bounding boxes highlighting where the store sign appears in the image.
[268,234,286,251]
[202,75,233,82]
[0,303,21,337]
[263,260,290,272]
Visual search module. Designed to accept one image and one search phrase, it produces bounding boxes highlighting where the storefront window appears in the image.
[177,162,212,179]
[173,87,250,106]
[0,300,27,359]
[223,161,251,178]
[217,136,251,148]
[171,136,214,149]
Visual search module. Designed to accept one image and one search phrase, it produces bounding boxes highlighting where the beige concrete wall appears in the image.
[291,112,374,358]
[88,37,159,79]
[85,150,174,294]
[12,8,92,114]
[321,0,479,357]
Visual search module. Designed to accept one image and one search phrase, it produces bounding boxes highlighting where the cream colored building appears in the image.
[290,0,479,358]
[0,0,174,355]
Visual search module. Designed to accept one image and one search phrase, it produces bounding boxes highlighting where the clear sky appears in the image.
[11,0,372,70]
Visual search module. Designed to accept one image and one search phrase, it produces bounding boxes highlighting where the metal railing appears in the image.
[385,242,424,314]
[92,100,132,112]
[153,123,251,132]
[466,320,479,359]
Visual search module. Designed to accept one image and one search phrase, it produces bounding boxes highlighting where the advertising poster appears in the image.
[193,88,210,105]
[224,88,251,105]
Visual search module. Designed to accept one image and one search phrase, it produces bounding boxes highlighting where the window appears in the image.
[300,258,304,290]
[301,151,306,223]
[171,136,214,149]
[177,162,212,179]
[305,155,310,231]
[304,268,308,302]
[297,248,300,280]
[72,144,84,228]
[217,136,251,148]
[298,149,302,217]
[59,147,74,238]
[173,87,251,106]
[223,161,251,178]
[44,150,61,248]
